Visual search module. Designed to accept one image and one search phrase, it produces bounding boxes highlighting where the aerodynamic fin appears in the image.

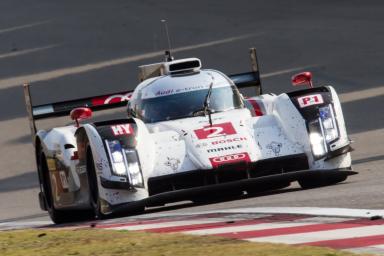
[23,83,132,138]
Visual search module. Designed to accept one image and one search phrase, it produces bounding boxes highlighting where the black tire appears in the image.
[298,174,347,189]
[86,146,107,220]
[38,151,90,224]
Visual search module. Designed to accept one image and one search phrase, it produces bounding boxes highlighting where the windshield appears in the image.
[135,86,243,123]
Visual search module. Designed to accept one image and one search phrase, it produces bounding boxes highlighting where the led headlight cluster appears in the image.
[319,105,339,143]
[105,140,144,188]
[308,120,327,159]
[308,104,339,159]
[124,148,143,187]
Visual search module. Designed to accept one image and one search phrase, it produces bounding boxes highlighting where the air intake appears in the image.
[138,58,202,81]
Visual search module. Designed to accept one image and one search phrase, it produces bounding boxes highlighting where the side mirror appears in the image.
[70,107,92,127]
[291,72,313,88]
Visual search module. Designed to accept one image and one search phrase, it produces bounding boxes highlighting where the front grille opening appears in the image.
[148,154,309,196]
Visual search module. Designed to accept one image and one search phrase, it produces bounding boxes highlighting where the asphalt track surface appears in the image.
[0,0,383,222]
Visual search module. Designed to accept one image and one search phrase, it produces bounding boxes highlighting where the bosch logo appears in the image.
[211,137,247,145]
[212,153,246,163]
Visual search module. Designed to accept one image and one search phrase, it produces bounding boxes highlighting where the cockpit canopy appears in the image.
[127,70,243,123]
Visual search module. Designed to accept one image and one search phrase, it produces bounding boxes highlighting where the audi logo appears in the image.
[212,153,246,163]
[104,92,132,104]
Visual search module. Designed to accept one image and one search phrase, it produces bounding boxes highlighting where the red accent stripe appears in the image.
[246,99,263,116]
[215,218,384,239]
[143,215,307,233]
[303,234,384,249]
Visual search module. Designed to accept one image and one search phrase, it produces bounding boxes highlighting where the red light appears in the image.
[291,72,313,88]
[70,107,92,127]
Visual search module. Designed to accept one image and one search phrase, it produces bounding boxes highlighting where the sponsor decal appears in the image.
[111,124,134,136]
[211,137,247,145]
[59,171,69,189]
[92,92,132,106]
[207,145,242,153]
[194,122,236,140]
[209,152,251,168]
[164,157,181,171]
[46,158,56,171]
[195,142,208,148]
[106,191,121,203]
[156,89,175,97]
[297,94,324,108]
[151,85,212,99]
[266,141,283,156]
[96,162,103,171]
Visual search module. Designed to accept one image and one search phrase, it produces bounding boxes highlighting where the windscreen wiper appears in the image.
[203,82,214,126]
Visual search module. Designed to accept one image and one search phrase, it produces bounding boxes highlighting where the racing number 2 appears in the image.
[194,122,236,139]
[204,126,224,138]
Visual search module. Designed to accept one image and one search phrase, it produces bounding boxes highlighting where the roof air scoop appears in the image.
[138,58,202,81]
[165,58,202,74]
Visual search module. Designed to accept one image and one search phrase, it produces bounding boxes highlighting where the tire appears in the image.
[38,151,90,224]
[86,146,107,220]
[298,174,347,189]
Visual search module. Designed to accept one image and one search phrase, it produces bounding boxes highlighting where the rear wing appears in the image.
[228,48,262,95]
[23,85,132,139]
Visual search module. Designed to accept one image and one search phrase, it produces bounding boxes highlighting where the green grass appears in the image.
[0,229,372,256]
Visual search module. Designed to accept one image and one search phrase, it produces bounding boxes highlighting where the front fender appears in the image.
[80,120,149,209]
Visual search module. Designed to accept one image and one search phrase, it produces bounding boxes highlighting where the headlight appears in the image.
[106,140,127,176]
[308,104,340,160]
[309,132,327,157]
[308,119,328,159]
[105,140,144,188]
[319,105,339,143]
[125,149,143,187]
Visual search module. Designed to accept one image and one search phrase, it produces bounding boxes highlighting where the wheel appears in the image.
[298,174,347,189]
[86,146,107,219]
[38,151,90,224]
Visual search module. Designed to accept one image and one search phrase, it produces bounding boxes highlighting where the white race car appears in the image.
[24,48,356,223]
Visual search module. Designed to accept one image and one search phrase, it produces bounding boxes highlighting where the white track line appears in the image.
[339,86,384,103]
[0,20,51,34]
[261,65,318,78]
[346,244,384,255]
[108,217,246,231]
[0,33,260,89]
[183,217,347,235]
[137,207,384,219]
[0,221,51,230]
[247,225,384,244]
[0,45,60,60]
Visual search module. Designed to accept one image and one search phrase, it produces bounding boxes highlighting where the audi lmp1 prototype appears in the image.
[24,48,356,223]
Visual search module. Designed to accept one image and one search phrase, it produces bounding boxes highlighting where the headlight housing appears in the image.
[319,105,339,143]
[105,140,144,188]
[308,104,340,160]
